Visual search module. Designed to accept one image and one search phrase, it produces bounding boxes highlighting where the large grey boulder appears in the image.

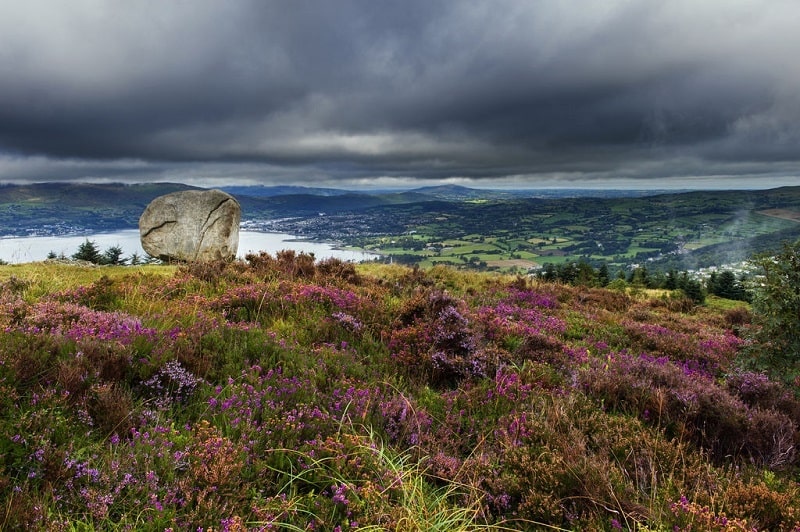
[139,189,240,262]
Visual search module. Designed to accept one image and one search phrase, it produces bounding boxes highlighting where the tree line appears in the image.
[48,239,154,266]
[537,260,751,304]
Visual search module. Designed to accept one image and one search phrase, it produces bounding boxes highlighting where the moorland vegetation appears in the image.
[1,241,799,530]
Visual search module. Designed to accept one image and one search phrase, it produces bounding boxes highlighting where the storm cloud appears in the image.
[1,0,799,187]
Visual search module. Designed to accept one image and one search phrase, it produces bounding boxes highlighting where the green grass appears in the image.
[0,262,175,300]
[705,294,751,312]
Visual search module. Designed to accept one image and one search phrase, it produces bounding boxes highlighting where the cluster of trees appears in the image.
[706,270,750,301]
[537,260,750,304]
[539,261,611,287]
[747,240,800,383]
[48,239,150,266]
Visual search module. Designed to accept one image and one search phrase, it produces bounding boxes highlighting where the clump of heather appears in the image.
[578,351,797,467]
[57,274,123,310]
[142,360,204,409]
[388,289,489,386]
[1,257,799,530]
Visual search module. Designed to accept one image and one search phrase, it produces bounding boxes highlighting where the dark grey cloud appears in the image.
[0,0,799,187]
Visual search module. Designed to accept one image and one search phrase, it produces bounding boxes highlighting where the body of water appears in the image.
[0,229,378,264]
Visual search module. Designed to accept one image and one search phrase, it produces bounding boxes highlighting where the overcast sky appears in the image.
[1,1,799,189]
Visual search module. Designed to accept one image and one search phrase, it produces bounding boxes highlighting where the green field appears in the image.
[351,188,800,273]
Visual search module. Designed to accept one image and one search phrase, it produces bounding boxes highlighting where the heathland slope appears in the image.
[1,256,799,530]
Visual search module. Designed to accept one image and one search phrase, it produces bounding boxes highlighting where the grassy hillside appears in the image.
[349,186,800,272]
[1,257,799,530]
[0,183,199,235]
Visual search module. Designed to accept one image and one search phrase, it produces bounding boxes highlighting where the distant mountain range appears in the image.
[220,183,679,201]
[0,181,795,232]
[220,183,509,201]
[220,185,352,198]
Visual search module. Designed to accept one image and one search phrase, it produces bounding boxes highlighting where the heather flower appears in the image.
[286,284,362,312]
[331,311,363,332]
[477,301,567,340]
[9,300,156,345]
[726,370,790,410]
[488,493,511,512]
[143,360,204,409]
[505,287,559,309]
[389,296,486,384]
[380,394,433,446]
[331,484,350,506]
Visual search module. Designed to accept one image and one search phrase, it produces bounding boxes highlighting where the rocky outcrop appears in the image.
[139,189,240,262]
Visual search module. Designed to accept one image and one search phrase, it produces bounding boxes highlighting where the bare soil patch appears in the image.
[758,209,800,223]
[485,259,540,269]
